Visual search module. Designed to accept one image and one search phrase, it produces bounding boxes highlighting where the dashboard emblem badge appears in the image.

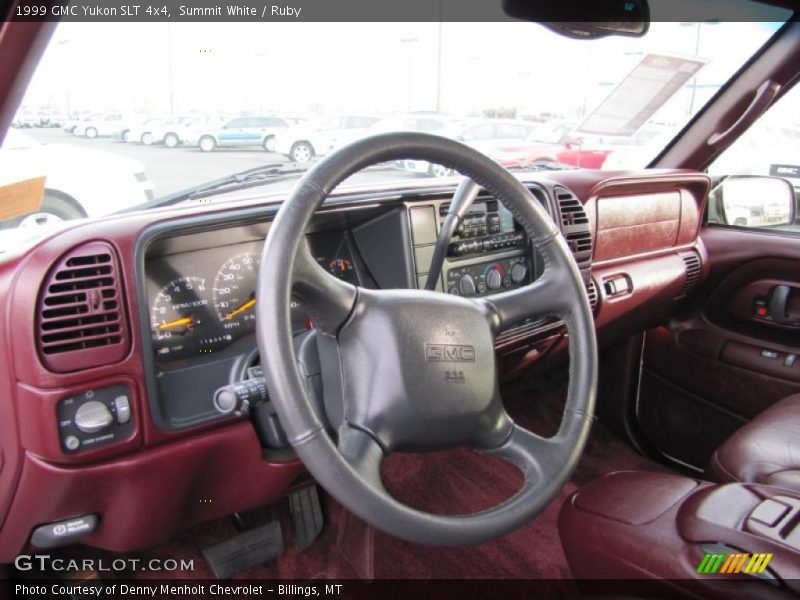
[425,343,475,363]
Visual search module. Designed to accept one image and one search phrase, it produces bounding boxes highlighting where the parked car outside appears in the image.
[144,115,191,147]
[369,114,454,134]
[273,115,381,163]
[73,113,130,138]
[184,116,290,152]
[0,129,154,228]
[12,109,40,128]
[399,118,537,177]
[172,115,230,148]
[122,116,167,144]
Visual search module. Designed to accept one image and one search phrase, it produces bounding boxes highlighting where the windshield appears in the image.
[3,7,790,232]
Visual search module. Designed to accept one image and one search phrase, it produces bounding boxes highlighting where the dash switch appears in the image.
[114,395,131,424]
[750,499,790,527]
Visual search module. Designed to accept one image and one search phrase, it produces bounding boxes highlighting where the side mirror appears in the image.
[712,176,796,228]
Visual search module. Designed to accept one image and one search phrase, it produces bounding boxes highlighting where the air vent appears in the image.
[37,241,129,373]
[676,251,702,298]
[566,231,593,263]
[554,186,590,227]
[586,280,599,313]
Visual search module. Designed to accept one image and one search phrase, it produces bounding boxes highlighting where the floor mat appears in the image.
[48,380,676,584]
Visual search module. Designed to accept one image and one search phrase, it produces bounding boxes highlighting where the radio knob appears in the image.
[74,400,114,434]
[486,268,503,290]
[459,274,477,296]
[511,263,528,284]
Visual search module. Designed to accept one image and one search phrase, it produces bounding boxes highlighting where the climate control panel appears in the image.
[57,384,133,453]
[445,256,529,297]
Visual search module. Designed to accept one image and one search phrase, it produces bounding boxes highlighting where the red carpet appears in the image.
[46,380,674,584]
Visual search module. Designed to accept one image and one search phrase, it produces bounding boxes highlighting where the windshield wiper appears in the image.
[125,162,310,212]
[187,163,310,199]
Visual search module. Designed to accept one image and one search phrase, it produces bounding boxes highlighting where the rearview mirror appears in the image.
[712,176,796,229]
[503,0,649,39]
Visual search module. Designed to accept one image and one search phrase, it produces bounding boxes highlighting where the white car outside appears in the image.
[145,115,191,147]
[73,113,130,138]
[123,117,167,144]
[0,130,155,228]
[175,115,229,148]
[273,115,381,163]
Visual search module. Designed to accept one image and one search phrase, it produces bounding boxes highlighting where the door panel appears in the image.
[638,226,800,469]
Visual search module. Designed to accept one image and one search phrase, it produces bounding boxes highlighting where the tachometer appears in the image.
[151,276,209,357]
[213,251,260,333]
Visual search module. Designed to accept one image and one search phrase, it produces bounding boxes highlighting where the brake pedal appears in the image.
[202,520,283,579]
[288,485,324,552]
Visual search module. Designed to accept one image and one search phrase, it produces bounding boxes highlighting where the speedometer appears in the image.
[213,251,260,333]
[150,276,209,357]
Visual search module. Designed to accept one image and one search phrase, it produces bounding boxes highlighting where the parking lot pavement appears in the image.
[24,127,420,198]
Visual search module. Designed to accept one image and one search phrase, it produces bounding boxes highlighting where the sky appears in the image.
[21,20,788,126]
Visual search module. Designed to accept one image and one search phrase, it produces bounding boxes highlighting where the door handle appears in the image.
[769,285,799,325]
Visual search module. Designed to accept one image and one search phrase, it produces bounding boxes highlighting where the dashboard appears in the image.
[0,168,711,560]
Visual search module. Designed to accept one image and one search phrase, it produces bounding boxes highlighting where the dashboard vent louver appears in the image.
[677,251,702,298]
[566,231,593,253]
[586,280,599,313]
[37,241,129,373]
[555,186,590,227]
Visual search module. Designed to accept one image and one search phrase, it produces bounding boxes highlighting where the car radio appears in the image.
[408,195,538,297]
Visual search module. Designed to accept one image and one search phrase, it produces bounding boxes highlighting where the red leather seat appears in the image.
[707,393,800,491]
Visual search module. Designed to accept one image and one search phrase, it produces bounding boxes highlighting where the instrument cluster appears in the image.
[145,231,360,362]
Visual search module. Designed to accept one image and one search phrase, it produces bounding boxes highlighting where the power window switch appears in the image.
[761,350,780,360]
[785,354,798,367]
[750,499,790,527]
[113,395,131,424]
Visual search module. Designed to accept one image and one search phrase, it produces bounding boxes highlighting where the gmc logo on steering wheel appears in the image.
[424,344,476,363]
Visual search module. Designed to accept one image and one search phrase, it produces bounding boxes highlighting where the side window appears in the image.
[263,118,287,128]
[460,123,494,141]
[495,123,530,139]
[320,117,342,130]
[416,119,446,132]
[345,117,372,128]
[707,84,800,232]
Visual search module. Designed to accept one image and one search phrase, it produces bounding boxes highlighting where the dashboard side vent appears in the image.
[586,280,599,313]
[37,241,129,373]
[555,186,590,227]
[676,250,702,299]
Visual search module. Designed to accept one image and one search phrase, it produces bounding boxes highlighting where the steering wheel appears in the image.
[257,132,597,546]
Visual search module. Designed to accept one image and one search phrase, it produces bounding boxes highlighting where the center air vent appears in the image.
[676,250,702,299]
[554,185,593,266]
[555,186,590,228]
[37,241,129,373]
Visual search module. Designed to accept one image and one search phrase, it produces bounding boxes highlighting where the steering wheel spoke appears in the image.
[477,273,571,335]
[292,242,357,335]
[337,425,387,490]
